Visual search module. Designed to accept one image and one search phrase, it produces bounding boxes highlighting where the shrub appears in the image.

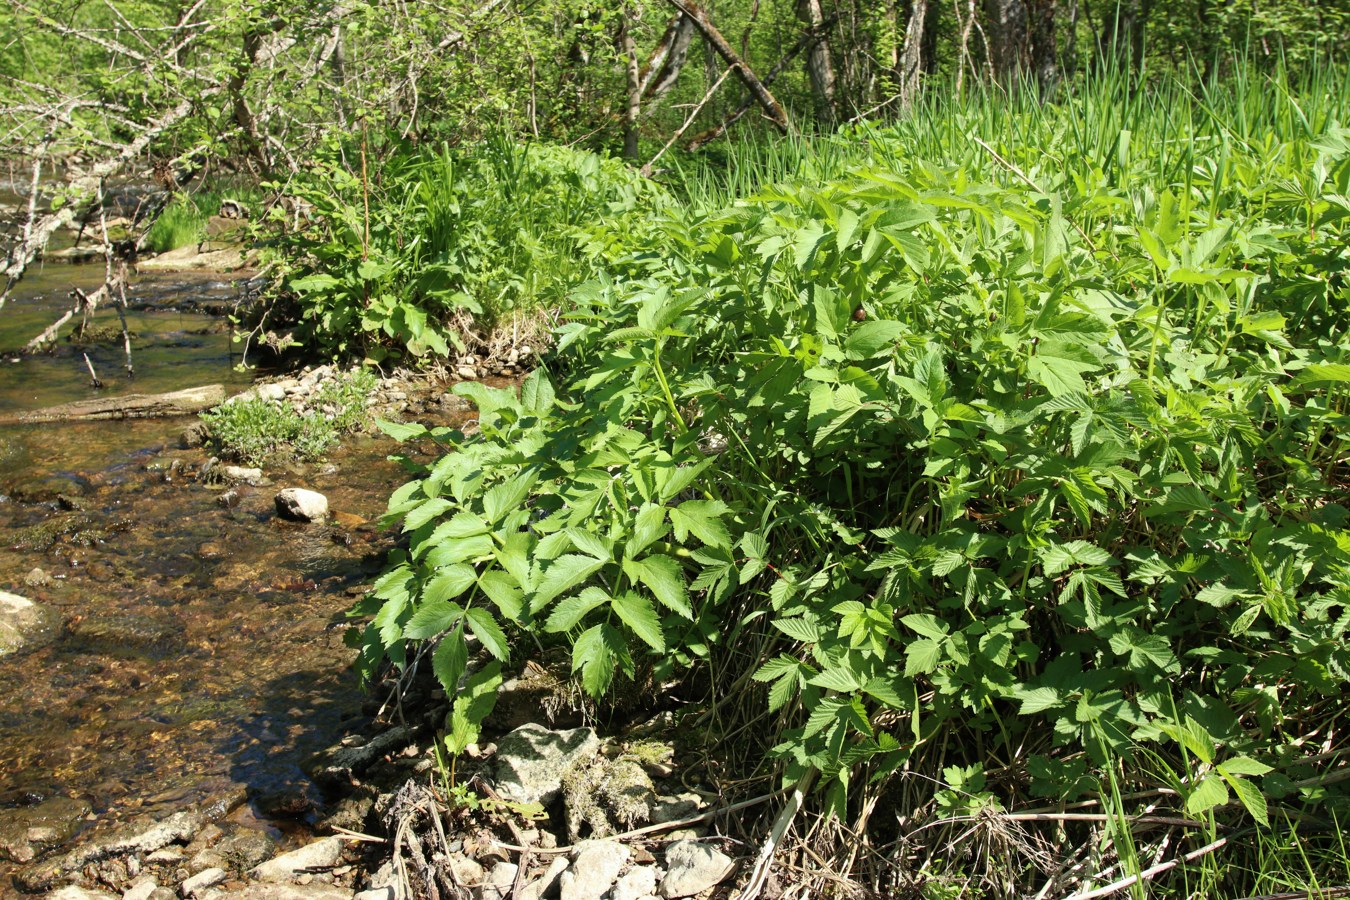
[202,368,375,465]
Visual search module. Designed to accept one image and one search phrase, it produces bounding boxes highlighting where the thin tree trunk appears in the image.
[664,0,790,131]
[899,0,930,108]
[797,0,838,125]
[982,0,1029,82]
[640,13,697,102]
[618,13,642,160]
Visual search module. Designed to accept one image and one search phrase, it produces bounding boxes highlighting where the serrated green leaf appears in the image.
[1219,756,1273,777]
[1226,774,1269,826]
[404,599,464,640]
[466,607,510,661]
[424,564,477,605]
[432,626,468,695]
[627,503,670,559]
[545,586,610,632]
[404,497,453,532]
[669,499,732,549]
[533,554,607,610]
[905,638,943,676]
[901,614,949,640]
[773,616,821,642]
[1185,773,1229,816]
[376,419,431,442]
[622,555,692,618]
[612,590,665,652]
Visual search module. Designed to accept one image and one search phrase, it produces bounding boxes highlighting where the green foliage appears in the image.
[143,196,207,254]
[357,69,1350,894]
[264,138,664,361]
[201,368,376,465]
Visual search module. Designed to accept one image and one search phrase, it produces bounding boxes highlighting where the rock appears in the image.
[492,724,600,806]
[516,855,569,900]
[444,852,484,886]
[24,567,51,587]
[477,861,518,900]
[612,866,658,900]
[186,849,227,875]
[650,794,704,825]
[68,614,172,652]
[220,466,266,486]
[315,791,375,837]
[180,422,210,449]
[45,887,118,899]
[18,809,207,892]
[658,841,734,899]
[137,245,251,274]
[120,877,163,900]
[248,837,344,883]
[351,891,392,900]
[563,754,655,839]
[181,867,226,896]
[0,591,60,657]
[559,841,629,900]
[0,796,91,862]
[456,366,477,381]
[274,488,328,522]
[213,827,276,872]
[211,886,351,900]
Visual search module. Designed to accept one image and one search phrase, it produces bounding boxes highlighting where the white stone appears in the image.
[658,841,734,899]
[516,856,569,900]
[180,867,226,897]
[492,724,600,805]
[560,841,628,900]
[248,837,343,883]
[611,866,658,900]
[0,591,59,657]
[46,888,118,900]
[274,488,328,522]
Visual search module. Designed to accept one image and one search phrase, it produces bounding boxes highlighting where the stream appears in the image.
[0,262,421,894]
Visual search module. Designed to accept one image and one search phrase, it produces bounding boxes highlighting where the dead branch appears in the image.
[664,0,789,131]
[687,13,838,150]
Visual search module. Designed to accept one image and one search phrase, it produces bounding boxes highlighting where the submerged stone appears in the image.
[0,591,60,657]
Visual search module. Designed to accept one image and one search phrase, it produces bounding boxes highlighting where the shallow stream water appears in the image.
[0,262,425,892]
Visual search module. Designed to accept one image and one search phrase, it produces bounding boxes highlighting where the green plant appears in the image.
[357,66,1350,896]
[202,369,375,465]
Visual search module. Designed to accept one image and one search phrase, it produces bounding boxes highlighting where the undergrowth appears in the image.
[354,66,1350,898]
[201,368,375,466]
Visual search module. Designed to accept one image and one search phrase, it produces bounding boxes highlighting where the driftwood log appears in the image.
[0,384,225,425]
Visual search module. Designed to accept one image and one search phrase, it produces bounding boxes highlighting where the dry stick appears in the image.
[1063,835,1232,900]
[663,0,788,131]
[970,134,1110,259]
[491,786,791,856]
[82,354,102,388]
[641,66,733,177]
[739,769,818,900]
[1232,888,1350,900]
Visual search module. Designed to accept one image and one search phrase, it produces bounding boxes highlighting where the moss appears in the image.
[561,750,657,840]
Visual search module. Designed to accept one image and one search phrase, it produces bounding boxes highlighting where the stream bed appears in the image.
[0,263,424,894]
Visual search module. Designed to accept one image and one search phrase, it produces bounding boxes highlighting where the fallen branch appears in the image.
[664,0,788,131]
[0,384,226,425]
[739,768,817,900]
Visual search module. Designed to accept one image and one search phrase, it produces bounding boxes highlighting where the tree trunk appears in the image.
[618,14,642,160]
[1027,0,1058,92]
[797,0,838,125]
[982,0,1029,82]
[640,13,697,102]
[899,0,929,108]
